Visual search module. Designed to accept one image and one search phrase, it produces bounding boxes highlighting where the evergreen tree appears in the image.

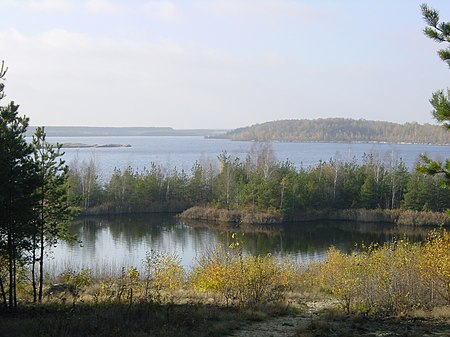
[32,127,74,302]
[419,4,450,183]
[0,62,39,309]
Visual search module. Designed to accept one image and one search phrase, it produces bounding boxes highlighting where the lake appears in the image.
[46,136,448,274]
[49,214,433,274]
[46,136,450,180]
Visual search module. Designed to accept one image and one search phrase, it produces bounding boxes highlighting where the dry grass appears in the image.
[0,302,268,337]
[295,308,450,337]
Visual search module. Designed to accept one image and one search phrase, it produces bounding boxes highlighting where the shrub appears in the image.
[360,240,425,314]
[143,250,185,302]
[320,239,436,315]
[54,268,93,303]
[419,229,450,305]
[319,247,364,313]
[190,244,293,307]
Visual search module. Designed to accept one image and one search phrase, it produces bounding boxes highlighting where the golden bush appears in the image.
[419,229,450,305]
[319,247,364,313]
[143,251,185,302]
[190,246,293,307]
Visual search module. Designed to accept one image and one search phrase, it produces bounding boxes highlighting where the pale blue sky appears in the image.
[0,0,449,129]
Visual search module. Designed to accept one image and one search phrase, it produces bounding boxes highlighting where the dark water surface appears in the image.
[50,214,432,274]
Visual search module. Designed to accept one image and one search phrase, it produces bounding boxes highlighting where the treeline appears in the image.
[68,143,450,220]
[215,118,450,144]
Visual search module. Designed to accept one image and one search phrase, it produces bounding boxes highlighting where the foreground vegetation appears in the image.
[1,228,449,336]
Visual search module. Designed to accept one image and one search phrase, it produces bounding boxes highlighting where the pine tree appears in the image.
[32,127,74,302]
[0,62,39,309]
[419,4,450,182]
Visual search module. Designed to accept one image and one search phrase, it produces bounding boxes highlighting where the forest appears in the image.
[216,118,450,144]
[67,141,450,224]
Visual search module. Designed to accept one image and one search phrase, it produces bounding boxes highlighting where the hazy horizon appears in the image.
[28,117,442,130]
[1,0,450,129]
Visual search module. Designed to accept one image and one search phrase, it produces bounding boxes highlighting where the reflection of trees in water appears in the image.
[66,215,434,266]
[279,221,430,255]
[68,215,220,259]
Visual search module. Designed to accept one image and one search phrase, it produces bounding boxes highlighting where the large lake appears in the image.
[47,136,450,180]
[46,136,449,274]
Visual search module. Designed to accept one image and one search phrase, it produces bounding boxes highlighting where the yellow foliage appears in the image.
[190,247,293,307]
[143,250,185,300]
[419,229,450,304]
[319,247,364,313]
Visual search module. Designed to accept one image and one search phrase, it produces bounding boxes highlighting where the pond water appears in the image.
[49,214,432,275]
[45,136,448,275]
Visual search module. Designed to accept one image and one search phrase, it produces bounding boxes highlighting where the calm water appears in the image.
[49,214,432,274]
[46,137,447,274]
[46,136,450,180]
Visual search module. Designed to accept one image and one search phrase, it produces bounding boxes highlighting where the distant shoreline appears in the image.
[26,126,228,138]
[59,143,132,148]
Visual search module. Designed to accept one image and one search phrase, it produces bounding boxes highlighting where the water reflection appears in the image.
[51,214,432,274]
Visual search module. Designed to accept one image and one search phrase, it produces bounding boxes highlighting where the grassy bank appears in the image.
[180,206,450,226]
[179,206,283,224]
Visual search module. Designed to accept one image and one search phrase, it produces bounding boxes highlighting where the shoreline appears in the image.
[79,205,450,226]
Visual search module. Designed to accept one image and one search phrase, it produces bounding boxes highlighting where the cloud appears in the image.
[197,0,324,20]
[84,0,124,14]
[0,0,183,20]
[141,0,183,21]
[1,28,287,127]
[23,0,74,12]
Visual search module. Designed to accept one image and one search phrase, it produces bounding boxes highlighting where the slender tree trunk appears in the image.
[0,273,7,309]
[13,247,17,308]
[8,222,13,310]
[38,182,45,302]
[32,233,37,303]
[38,220,45,302]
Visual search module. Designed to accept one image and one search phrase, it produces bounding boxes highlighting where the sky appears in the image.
[0,0,449,129]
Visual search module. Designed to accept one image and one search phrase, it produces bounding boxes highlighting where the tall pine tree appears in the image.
[419,4,450,183]
[32,127,74,302]
[0,61,39,309]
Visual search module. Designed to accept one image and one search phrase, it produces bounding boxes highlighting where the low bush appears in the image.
[190,245,293,307]
[319,230,450,315]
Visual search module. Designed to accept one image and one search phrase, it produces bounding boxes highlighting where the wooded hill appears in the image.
[215,118,450,144]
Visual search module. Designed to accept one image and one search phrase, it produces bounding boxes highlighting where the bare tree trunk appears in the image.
[38,185,45,302]
[8,222,13,310]
[32,233,37,302]
[0,273,6,309]
[12,230,17,308]
[38,221,45,302]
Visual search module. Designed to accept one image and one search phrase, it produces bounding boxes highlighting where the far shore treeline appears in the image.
[25,118,450,145]
[213,118,450,144]
[68,142,450,225]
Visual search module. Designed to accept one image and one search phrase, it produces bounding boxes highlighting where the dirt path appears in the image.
[226,300,332,337]
[226,301,450,337]
[226,314,309,337]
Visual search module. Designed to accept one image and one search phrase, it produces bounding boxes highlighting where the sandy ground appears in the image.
[227,301,450,337]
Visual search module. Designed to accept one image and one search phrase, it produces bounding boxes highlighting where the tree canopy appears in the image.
[421,4,450,128]
[418,4,450,184]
